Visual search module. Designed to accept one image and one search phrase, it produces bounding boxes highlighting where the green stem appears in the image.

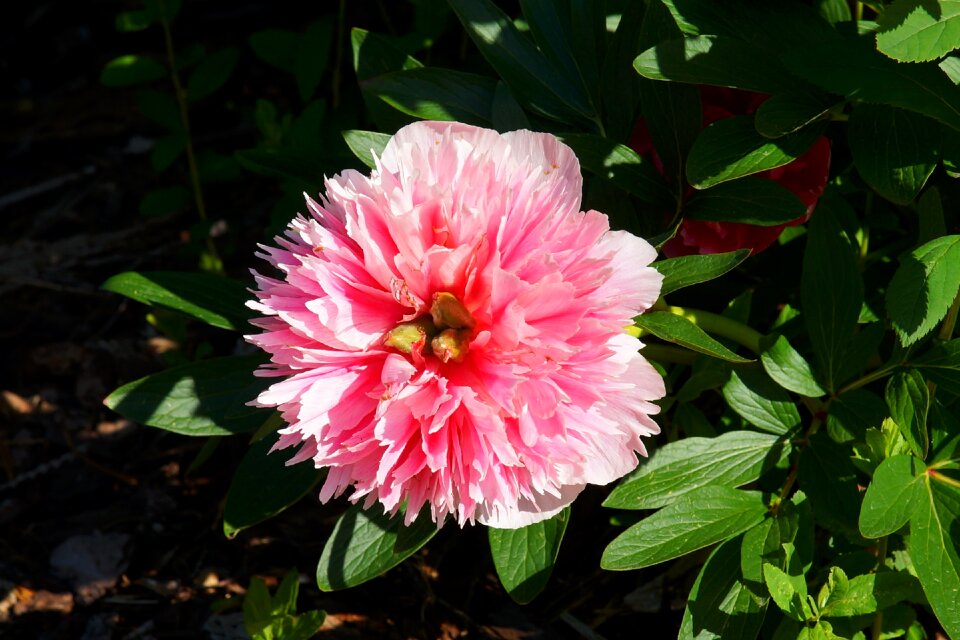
[835,363,899,396]
[870,536,888,640]
[653,302,764,354]
[157,0,220,268]
[939,288,960,341]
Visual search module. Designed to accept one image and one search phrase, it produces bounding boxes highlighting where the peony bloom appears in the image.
[631,86,831,256]
[246,121,665,528]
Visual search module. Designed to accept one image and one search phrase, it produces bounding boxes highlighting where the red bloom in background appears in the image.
[630,86,831,256]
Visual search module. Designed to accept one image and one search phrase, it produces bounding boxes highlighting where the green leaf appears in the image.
[910,474,960,637]
[886,235,960,346]
[116,7,157,32]
[296,20,333,102]
[848,103,939,205]
[488,508,569,604]
[740,506,800,585]
[679,536,768,640]
[137,89,182,131]
[761,335,826,398]
[100,54,168,87]
[243,577,273,632]
[876,0,960,63]
[918,187,947,245]
[912,339,960,394]
[101,271,251,331]
[447,0,595,124]
[352,28,422,80]
[104,355,272,437]
[235,148,329,191]
[635,1,702,188]
[271,569,300,616]
[600,1,646,140]
[187,47,239,101]
[491,81,530,131]
[601,486,768,571]
[683,178,808,226]
[151,134,186,172]
[801,197,864,392]
[605,432,789,511]
[223,432,323,538]
[361,67,497,126]
[722,369,802,435]
[764,562,812,621]
[518,0,594,105]
[827,389,888,444]
[886,370,931,458]
[249,29,299,73]
[814,0,852,23]
[797,433,862,538]
[634,35,796,94]
[316,503,438,591]
[654,250,750,296]
[686,115,825,189]
[754,90,837,138]
[860,455,926,538]
[782,28,960,133]
[139,186,190,218]
[635,312,753,364]
[341,130,391,169]
[558,133,674,207]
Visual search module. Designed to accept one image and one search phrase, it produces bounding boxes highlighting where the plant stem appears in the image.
[773,416,821,513]
[652,302,764,354]
[835,363,899,396]
[156,0,220,268]
[939,288,960,341]
[870,536,888,640]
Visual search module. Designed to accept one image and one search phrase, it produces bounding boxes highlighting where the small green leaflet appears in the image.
[885,370,931,458]
[886,235,960,346]
[760,335,826,398]
[604,431,790,510]
[102,271,252,331]
[341,130,391,169]
[316,503,437,591]
[859,455,926,538]
[722,369,802,435]
[488,508,569,604]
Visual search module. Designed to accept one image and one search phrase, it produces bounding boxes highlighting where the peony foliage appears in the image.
[103,0,960,637]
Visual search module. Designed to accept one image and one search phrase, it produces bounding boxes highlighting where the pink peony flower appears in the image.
[246,121,665,529]
[630,86,831,256]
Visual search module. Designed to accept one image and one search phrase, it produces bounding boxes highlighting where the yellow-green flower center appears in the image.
[383,292,475,363]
